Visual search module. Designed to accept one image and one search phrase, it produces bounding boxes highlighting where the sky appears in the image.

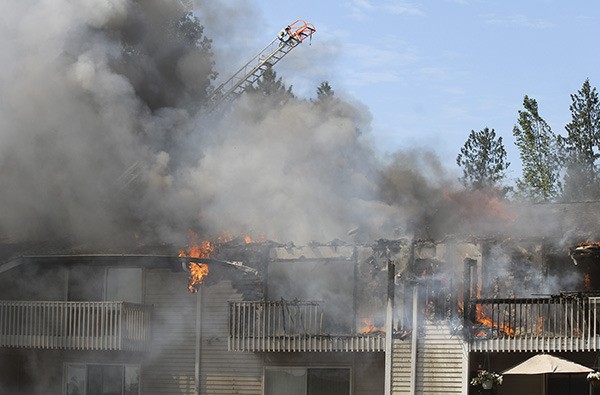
[200,0,600,183]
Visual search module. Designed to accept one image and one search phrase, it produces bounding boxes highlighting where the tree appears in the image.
[558,79,600,200]
[316,81,335,102]
[176,11,214,52]
[116,8,216,110]
[513,95,560,201]
[456,128,510,189]
[247,65,293,99]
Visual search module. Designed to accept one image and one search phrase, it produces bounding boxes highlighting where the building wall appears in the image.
[200,279,263,394]
[353,353,385,395]
[392,339,412,394]
[0,263,67,301]
[143,269,197,395]
[263,351,384,395]
[0,349,63,394]
[392,322,467,395]
[416,323,465,394]
[199,277,384,395]
[0,348,144,395]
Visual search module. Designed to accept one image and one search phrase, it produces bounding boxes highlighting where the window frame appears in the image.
[63,362,141,395]
[66,266,143,303]
[263,366,353,395]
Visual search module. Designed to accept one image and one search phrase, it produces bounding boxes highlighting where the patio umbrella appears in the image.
[503,354,593,375]
[503,354,593,395]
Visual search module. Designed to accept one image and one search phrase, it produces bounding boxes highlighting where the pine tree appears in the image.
[316,81,335,102]
[559,79,600,200]
[456,128,510,189]
[117,9,216,110]
[513,96,560,201]
[248,65,293,98]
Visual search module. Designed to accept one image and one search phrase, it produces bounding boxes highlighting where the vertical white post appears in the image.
[410,284,419,395]
[384,261,395,395]
[195,287,203,395]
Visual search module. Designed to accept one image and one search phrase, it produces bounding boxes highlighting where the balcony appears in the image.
[468,296,600,352]
[228,300,385,352]
[0,301,151,351]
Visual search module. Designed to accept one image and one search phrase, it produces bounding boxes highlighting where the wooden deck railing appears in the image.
[0,301,151,351]
[228,300,385,352]
[469,296,600,352]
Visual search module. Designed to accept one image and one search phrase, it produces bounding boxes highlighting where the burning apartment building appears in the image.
[3,1,600,395]
[4,201,600,395]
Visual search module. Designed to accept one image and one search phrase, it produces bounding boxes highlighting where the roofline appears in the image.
[0,254,259,276]
[0,254,181,274]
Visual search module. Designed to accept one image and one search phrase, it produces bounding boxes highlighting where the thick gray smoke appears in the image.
[0,1,212,248]
[1,1,593,253]
[0,0,405,248]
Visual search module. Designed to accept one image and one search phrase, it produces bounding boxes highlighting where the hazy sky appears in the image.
[201,0,600,183]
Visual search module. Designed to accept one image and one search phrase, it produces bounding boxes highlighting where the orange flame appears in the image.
[536,316,544,335]
[179,232,213,293]
[578,241,600,247]
[474,304,514,337]
[179,239,215,260]
[186,262,209,292]
[359,318,384,334]
[361,319,375,334]
[178,231,260,293]
[585,273,592,290]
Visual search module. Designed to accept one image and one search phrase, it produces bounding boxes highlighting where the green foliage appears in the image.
[176,12,213,51]
[316,81,335,102]
[513,95,561,201]
[117,9,216,110]
[456,128,509,189]
[558,78,600,200]
[247,65,293,99]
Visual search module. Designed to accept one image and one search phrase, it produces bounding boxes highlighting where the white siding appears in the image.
[392,339,412,394]
[392,323,467,395]
[142,270,383,395]
[143,269,197,395]
[201,280,263,394]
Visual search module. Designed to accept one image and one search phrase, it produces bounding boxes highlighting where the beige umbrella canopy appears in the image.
[503,354,593,375]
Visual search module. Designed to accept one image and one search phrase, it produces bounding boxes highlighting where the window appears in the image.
[68,267,104,301]
[67,267,142,303]
[105,268,142,303]
[265,367,350,395]
[65,364,139,395]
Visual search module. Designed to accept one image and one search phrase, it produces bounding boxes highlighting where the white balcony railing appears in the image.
[228,300,385,352]
[0,301,151,351]
[469,296,600,352]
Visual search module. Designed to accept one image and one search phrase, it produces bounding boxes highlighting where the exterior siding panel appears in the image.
[143,269,197,395]
[416,323,466,395]
[201,280,263,395]
[392,323,467,394]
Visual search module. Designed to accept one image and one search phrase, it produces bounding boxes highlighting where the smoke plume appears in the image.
[0,0,411,248]
[1,0,596,254]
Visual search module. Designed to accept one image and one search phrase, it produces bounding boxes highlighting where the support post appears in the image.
[195,287,203,395]
[384,260,395,395]
[409,282,419,395]
[463,258,478,334]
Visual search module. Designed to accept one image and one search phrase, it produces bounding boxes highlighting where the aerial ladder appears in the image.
[205,19,316,113]
[117,21,315,189]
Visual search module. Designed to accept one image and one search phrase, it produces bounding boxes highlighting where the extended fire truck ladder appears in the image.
[205,19,316,113]
[118,21,315,188]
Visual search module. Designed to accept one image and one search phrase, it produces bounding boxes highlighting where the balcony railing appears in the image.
[0,301,151,351]
[469,296,600,352]
[228,300,385,352]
